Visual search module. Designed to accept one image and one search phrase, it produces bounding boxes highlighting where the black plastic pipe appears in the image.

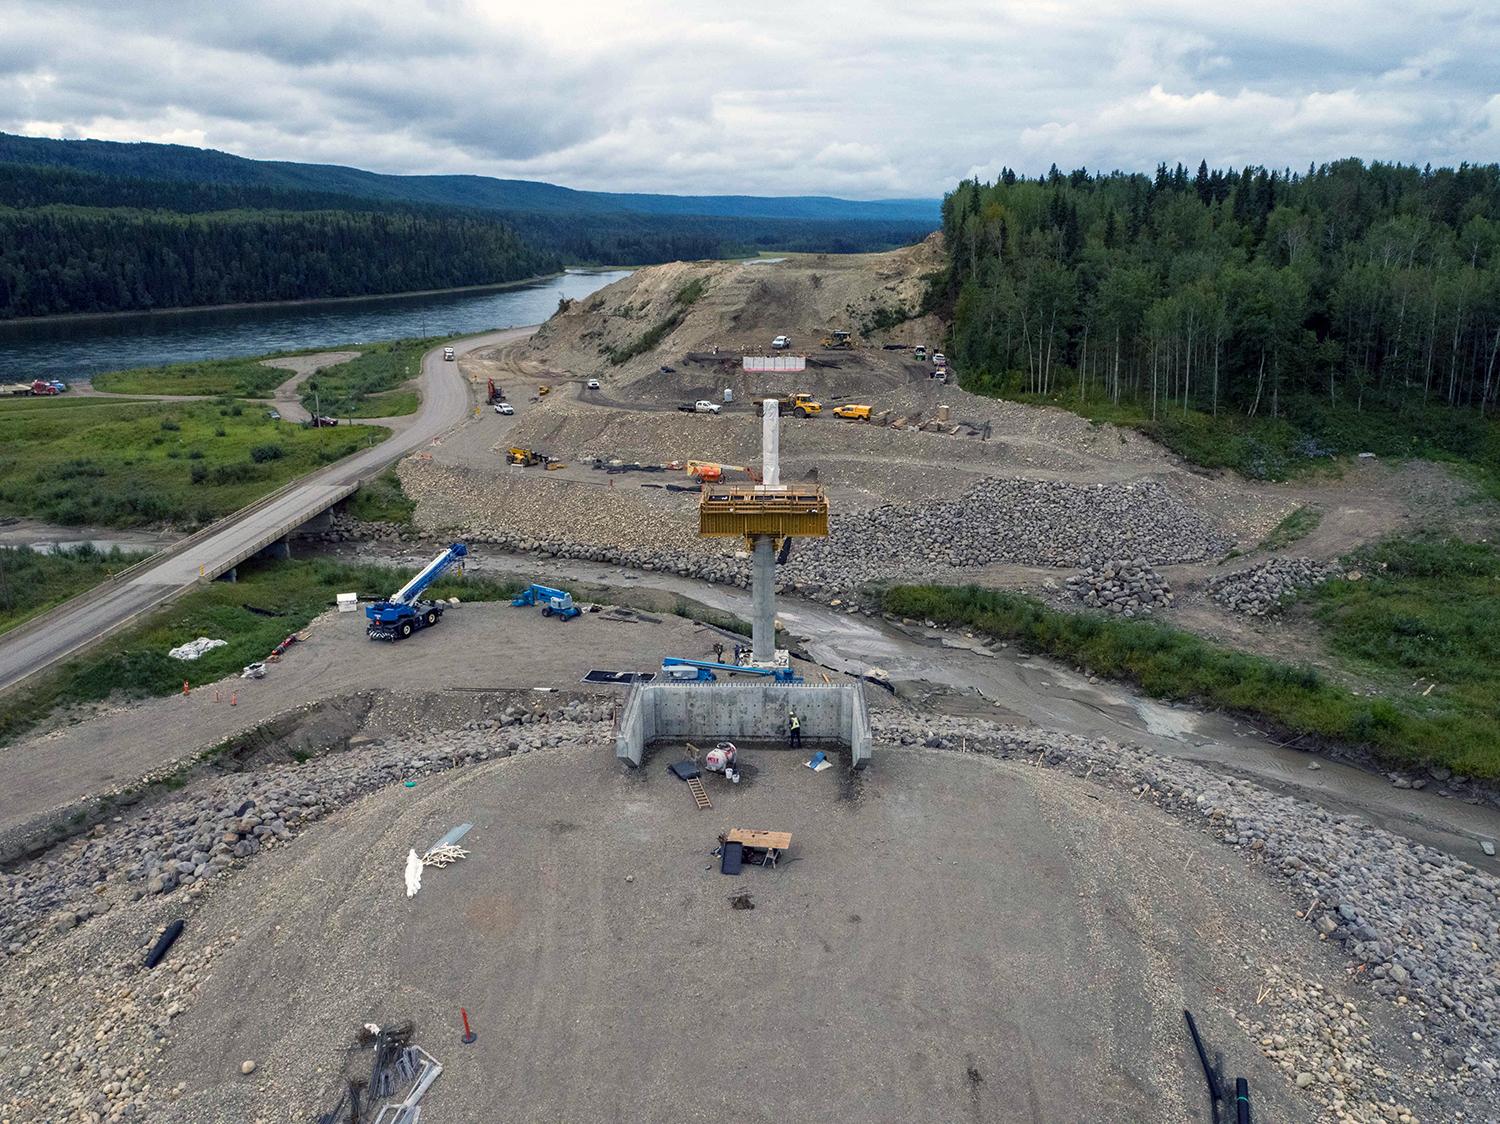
[1184,1009,1224,1115]
[1235,1077,1250,1123]
[144,919,184,968]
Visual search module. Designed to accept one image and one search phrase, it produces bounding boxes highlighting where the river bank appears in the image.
[0,269,631,383]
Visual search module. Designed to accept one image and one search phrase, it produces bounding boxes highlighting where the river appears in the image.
[0,268,633,382]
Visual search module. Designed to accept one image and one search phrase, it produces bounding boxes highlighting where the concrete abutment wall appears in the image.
[616,682,871,769]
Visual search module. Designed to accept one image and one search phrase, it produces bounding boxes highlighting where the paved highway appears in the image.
[0,327,533,694]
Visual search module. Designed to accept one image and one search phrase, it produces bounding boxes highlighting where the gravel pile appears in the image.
[782,477,1229,596]
[875,711,1500,1104]
[1064,559,1174,616]
[1208,557,1345,616]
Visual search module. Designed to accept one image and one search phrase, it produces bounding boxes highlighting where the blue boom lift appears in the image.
[512,583,582,620]
[366,542,468,641]
[660,657,801,683]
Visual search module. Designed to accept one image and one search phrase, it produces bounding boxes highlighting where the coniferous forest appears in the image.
[0,146,936,319]
[0,205,560,318]
[938,160,1500,425]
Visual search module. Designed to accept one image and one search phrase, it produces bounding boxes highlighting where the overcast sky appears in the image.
[2,0,1498,199]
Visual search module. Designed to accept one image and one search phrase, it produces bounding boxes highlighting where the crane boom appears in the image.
[391,543,468,605]
[365,542,469,641]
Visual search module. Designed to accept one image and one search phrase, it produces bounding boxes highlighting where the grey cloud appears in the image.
[0,0,1496,196]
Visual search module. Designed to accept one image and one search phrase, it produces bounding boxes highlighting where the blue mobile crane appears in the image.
[365,542,468,641]
[660,656,801,683]
[511,583,582,621]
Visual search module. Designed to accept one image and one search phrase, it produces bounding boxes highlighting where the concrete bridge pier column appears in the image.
[751,534,775,662]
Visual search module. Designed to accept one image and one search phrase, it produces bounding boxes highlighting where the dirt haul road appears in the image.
[0,327,534,696]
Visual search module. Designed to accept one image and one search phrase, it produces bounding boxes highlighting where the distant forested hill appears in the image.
[937,160,1500,435]
[0,132,939,223]
[0,134,938,318]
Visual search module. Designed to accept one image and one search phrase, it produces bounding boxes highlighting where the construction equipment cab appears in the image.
[443,347,456,361]
[821,330,853,350]
[512,583,581,620]
[507,447,555,467]
[756,393,820,418]
[366,543,467,641]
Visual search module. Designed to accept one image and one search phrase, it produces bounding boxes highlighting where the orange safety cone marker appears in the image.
[182,680,190,696]
[230,692,237,706]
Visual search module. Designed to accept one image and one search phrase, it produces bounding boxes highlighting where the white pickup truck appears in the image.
[678,400,722,414]
[443,347,455,361]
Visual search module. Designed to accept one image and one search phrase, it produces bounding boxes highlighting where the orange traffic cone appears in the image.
[182,680,190,696]
[230,693,237,706]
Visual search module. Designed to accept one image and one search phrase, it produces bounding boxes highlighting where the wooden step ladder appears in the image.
[686,776,712,810]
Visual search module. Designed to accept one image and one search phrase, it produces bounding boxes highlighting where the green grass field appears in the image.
[91,337,439,419]
[0,544,151,635]
[1259,505,1323,551]
[0,396,386,527]
[0,556,525,746]
[885,537,1500,779]
[299,338,436,417]
[92,352,303,397]
[346,469,415,524]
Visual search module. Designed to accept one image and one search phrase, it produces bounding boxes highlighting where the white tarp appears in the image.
[168,637,227,661]
[404,849,423,897]
[742,355,806,372]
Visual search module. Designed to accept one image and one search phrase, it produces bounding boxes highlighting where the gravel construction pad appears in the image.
[2,704,1491,1121]
[128,744,1325,1123]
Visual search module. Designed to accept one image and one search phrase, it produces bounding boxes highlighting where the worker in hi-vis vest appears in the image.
[788,710,802,748]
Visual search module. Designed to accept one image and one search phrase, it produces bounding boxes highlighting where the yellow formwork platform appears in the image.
[699,485,829,538]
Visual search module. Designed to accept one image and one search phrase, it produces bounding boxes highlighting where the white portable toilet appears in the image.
[723,387,734,403]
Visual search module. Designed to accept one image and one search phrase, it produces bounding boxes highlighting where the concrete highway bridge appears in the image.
[0,328,530,695]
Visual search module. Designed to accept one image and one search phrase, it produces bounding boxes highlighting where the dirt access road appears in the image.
[0,327,534,696]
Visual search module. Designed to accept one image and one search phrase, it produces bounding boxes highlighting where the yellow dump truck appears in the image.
[757,392,822,418]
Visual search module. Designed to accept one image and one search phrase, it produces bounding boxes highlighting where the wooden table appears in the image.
[725,829,792,850]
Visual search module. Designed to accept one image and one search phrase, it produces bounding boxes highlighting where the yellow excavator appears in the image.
[507,447,562,467]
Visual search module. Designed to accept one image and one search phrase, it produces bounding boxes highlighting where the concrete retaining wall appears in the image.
[616,682,871,770]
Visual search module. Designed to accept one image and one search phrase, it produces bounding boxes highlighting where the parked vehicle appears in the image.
[538,385,551,396]
[365,542,467,641]
[442,347,456,361]
[494,401,514,414]
[307,415,338,428]
[931,352,946,367]
[678,400,722,414]
[756,392,821,418]
[914,344,927,360]
[29,380,58,396]
[586,379,600,390]
[267,409,281,421]
[771,335,792,350]
[832,403,871,420]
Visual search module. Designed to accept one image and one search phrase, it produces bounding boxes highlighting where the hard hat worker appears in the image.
[788,709,802,748]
